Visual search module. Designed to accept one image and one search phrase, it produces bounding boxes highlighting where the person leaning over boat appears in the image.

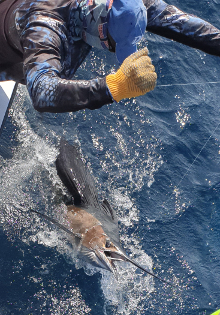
[0,0,220,114]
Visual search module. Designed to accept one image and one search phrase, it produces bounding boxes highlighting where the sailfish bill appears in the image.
[30,138,173,286]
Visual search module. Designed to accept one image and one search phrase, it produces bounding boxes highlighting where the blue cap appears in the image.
[107,0,147,64]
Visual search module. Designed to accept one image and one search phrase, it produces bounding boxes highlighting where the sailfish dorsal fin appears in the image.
[56,138,101,209]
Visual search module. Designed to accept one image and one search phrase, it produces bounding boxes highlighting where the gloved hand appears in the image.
[106,48,157,102]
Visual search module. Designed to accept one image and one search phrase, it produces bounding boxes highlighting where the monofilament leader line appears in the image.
[159,131,220,213]
[174,122,220,192]
[161,121,220,210]
[157,81,220,88]
[156,80,220,205]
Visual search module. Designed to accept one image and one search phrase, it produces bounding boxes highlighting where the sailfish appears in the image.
[31,138,171,285]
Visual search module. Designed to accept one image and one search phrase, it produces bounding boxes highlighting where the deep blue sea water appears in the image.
[1,0,220,314]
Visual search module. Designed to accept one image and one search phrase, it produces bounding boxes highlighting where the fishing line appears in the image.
[156,80,220,206]
[173,122,220,192]
[157,81,220,88]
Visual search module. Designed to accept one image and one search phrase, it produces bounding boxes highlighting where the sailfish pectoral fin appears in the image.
[101,199,117,222]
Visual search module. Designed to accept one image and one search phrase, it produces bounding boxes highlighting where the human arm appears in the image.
[20,14,113,113]
[20,13,156,113]
[143,0,220,57]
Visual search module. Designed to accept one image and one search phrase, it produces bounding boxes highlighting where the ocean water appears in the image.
[1,1,220,314]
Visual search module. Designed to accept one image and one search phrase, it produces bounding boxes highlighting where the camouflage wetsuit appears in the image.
[0,0,220,113]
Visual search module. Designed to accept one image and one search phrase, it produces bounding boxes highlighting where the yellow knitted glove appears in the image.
[106,48,157,102]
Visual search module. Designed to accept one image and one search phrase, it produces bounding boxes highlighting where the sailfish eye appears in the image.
[105,239,111,248]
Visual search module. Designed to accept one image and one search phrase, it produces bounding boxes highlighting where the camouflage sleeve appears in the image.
[144,0,220,57]
[21,15,113,113]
